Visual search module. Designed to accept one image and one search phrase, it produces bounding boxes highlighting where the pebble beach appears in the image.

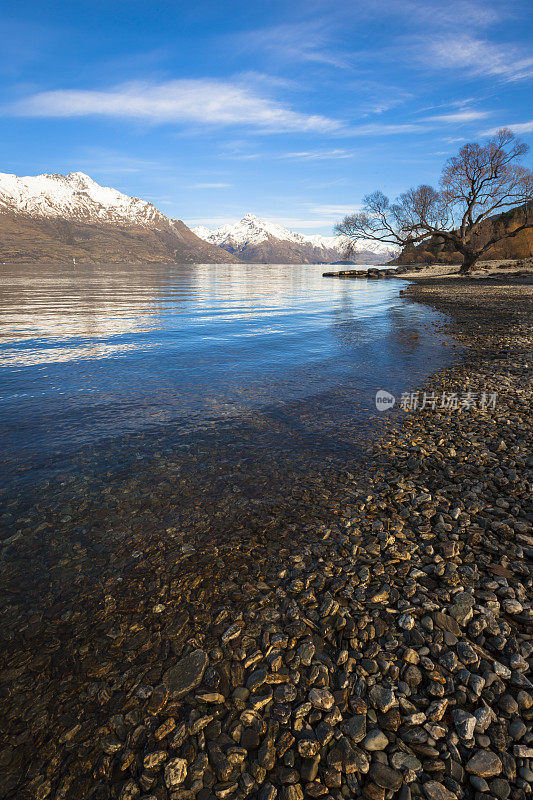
[1,270,532,800]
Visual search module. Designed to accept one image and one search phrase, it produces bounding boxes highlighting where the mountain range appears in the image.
[0,171,395,265]
[0,172,237,264]
[193,214,396,264]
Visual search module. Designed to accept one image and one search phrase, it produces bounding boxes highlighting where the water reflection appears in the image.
[0,261,453,498]
[0,262,460,616]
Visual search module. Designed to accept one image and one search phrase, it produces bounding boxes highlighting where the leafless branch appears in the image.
[335,129,533,273]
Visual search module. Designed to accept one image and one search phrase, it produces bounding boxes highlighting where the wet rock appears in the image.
[342,714,366,743]
[258,782,278,800]
[369,685,396,713]
[453,710,476,741]
[118,779,140,800]
[163,650,208,698]
[433,612,461,636]
[164,758,188,788]
[280,785,303,800]
[449,592,475,626]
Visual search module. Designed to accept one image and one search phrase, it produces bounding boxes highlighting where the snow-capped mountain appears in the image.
[193,213,396,264]
[0,171,238,264]
[0,172,397,265]
[0,171,166,225]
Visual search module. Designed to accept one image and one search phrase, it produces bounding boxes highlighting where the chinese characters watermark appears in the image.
[375,389,498,412]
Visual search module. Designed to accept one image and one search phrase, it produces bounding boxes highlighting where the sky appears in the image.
[1,0,532,235]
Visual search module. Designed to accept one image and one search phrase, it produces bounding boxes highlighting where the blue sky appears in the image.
[1,0,532,234]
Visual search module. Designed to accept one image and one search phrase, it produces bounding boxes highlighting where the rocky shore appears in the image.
[323,257,533,280]
[1,276,531,800]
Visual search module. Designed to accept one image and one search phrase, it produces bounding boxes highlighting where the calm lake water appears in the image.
[0,262,451,483]
[0,262,454,610]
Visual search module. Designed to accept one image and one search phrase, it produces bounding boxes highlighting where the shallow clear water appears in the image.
[0,261,458,613]
[0,262,452,496]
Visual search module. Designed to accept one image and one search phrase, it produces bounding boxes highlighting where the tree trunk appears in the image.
[459,251,479,274]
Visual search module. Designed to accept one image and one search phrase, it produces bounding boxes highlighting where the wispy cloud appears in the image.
[422,110,490,123]
[279,149,352,160]
[8,78,342,133]
[481,119,533,135]
[425,34,533,82]
[305,204,361,218]
[342,109,491,137]
[234,21,352,70]
[345,122,430,136]
[397,0,501,29]
[417,97,478,113]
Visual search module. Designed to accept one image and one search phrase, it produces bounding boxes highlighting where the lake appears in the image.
[0,262,454,614]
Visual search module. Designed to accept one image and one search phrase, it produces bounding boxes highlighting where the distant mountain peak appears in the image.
[192,214,398,264]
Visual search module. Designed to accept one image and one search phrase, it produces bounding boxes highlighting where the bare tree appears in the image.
[335,129,533,274]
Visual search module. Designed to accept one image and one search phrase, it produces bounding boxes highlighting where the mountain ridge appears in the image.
[193,213,397,264]
[0,171,399,265]
[0,171,238,264]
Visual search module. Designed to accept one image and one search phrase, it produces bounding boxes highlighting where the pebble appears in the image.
[0,278,531,800]
[164,758,188,788]
[465,751,503,777]
[162,649,208,697]
[370,763,403,790]
[309,688,335,710]
[362,730,389,751]
[423,780,457,800]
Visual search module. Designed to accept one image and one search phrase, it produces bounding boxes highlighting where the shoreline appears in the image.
[1,275,532,800]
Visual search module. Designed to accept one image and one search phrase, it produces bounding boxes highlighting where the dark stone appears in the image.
[163,650,208,698]
[370,763,403,790]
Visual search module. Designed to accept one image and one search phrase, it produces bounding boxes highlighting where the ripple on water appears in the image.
[0,261,456,612]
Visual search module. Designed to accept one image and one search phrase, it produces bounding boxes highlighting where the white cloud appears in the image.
[422,110,490,123]
[305,204,362,218]
[8,79,342,133]
[481,120,533,135]
[346,122,429,136]
[426,35,533,82]
[279,149,353,160]
[400,0,500,29]
[222,152,262,160]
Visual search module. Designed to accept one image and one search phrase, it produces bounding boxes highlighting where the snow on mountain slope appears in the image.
[193,213,397,262]
[0,173,397,264]
[0,171,241,264]
[194,213,326,248]
[0,171,164,225]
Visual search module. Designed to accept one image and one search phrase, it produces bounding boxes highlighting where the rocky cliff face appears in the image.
[0,172,238,264]
[193,214,396,264]
[394,205,533,265]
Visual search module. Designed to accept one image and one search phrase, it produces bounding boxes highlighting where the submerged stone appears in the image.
[163,650,208,698]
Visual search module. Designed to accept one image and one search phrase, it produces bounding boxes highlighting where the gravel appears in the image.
[0,275,531,800]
